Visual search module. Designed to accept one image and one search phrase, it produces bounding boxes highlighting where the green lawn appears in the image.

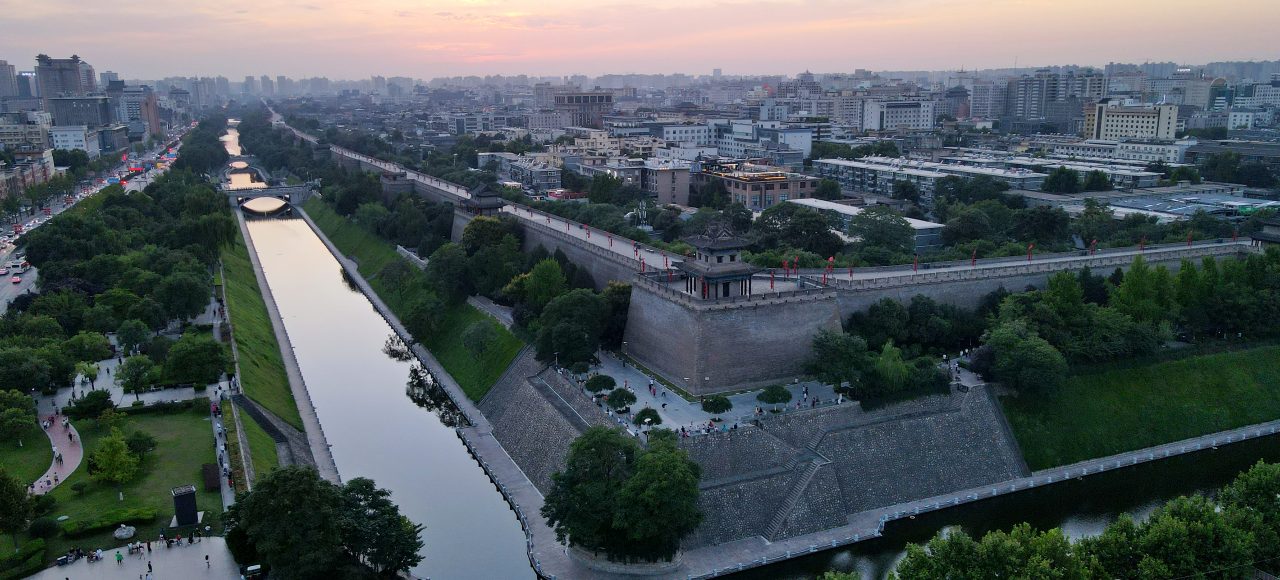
[1003,344,1280,471]
[7,409,225,560]
[303,199,523,400]
[0,423,53,487]
[240,413,279,479]
[222,232,303,430]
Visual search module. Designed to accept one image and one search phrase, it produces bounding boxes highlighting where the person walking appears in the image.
[205,554,210,569]
[148,560,153,573]
[115,551,123,565]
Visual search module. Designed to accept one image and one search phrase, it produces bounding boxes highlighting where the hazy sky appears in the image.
[1,0,1276,80]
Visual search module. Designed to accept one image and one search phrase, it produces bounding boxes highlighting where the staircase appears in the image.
[762,458,826,541]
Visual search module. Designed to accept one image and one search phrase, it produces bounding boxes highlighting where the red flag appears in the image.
[1139,236,1146,251]
[970,248,977,267]
[1233,228,1239,242]
[1186,231,1193,247]
[1027,243,1035,262]
[770,269,775,289]
[1090,239,1098,255]
[913,254,918,272]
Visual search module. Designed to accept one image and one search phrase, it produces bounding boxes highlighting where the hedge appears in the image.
[121,399,200,416]
[61,507,159,538]
[0,539,45,580]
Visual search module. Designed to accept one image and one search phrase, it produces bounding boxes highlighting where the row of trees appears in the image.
[892,460,1280,578]
[978,249,1280,392]
[806,331,950,402]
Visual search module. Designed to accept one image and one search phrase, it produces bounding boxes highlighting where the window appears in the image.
[717,255,723,263]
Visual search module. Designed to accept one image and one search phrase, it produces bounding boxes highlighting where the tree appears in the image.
[460,215,518,255]
[116,319,151,355]
[1042,167,1081,193]
[606,388,636,411]
[584,375,616,393]
[63,331,112,364]
[942,208,995,245]
[340,477,425,575]
[461,320,498,359]
[0,390,35,447]
[892,525,1086,579]
[116,355,157,401]
[813,179,842,201]
[872,341,910,394]
[227,466,347,578]
[633,408,661,427]
[0,467,32,549]
[64,389,114,421]
[1082,170,1112,192]
[426,243,471,304]
[849,205,914,257]
[701,395,732,415]
[164,333,229,385]
[535,289,606,366]
[805,330,869,392]
[353,202,390,233]
[756,384,792,411]
[125,430,157,457]
[611,445,703,560]
[892,180,921,204]
[542,427,641,554]
[91,428,140,491]
[984,320,1067,393]
[155,271,210,321]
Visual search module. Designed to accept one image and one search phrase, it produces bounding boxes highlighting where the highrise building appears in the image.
[48,95,113,128]
[259,75,274,96]
[242,76,257,95]
[276,75,290,96]
[34,54,96,103]
[554,90,614,128]
[99,71,119,86]
[0,61,17,98]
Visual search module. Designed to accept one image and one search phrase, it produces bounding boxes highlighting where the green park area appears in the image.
[240,411,279,477]
[221,231,302,430]
[1002,344,1280,470]
[304,198,523,400]
[0,406,221,563]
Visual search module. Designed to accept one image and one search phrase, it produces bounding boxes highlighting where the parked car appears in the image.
[10,276,20,284]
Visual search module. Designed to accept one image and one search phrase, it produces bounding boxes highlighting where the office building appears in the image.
[697,161,821,211]
[48,95,113,128]
[863,99,937,131]
[99,71,119,86]
[116,85,164,138]
[553,91,614,129]
[1083,100,1178,140]
[50,125,100,158]
[642,159,692,206]
[446,112,507,134]
[814,156,1047,200]
[0,112,51,148]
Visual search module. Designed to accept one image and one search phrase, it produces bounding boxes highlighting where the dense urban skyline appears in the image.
[1,0,1277,79]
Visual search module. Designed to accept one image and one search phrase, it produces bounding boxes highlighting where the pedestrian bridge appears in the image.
[231,182,320,215]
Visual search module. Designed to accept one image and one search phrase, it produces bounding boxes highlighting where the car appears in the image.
[0,268,8,275]
[10,276,19,284]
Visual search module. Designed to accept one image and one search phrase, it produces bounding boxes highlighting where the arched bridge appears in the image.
[230,182,321,212]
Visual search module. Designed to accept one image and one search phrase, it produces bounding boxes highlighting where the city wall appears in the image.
[624,278,843,394]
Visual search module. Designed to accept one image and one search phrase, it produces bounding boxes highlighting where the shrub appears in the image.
[71,481,88,495]
[31,493,56,516]
[27,517,59,539]
[121,399,198,415]
[126,430,157,456]
[569,361,591,375]
[605,388,636,411]
[584,375,616,393]
[701,395,732,415]
[633,408,661,427]
[0,539,45,580]
[61,507,158,538]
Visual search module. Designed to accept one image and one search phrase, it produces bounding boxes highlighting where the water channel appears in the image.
[227,127,1280,580]
[227,128,533,580]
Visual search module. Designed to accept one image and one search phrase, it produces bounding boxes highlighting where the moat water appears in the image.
[227,127,532,579]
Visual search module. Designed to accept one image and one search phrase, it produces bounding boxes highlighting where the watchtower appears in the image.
[678,228,758,299]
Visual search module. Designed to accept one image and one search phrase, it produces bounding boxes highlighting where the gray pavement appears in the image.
[29,537,240,580]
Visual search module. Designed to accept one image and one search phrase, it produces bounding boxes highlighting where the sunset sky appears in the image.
[0,0,1276,79]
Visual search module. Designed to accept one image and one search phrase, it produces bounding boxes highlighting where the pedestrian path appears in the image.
[29,536,240,580]
[31,413,82,495]
[209,407,236,509]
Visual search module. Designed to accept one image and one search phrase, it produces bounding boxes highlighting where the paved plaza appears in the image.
[28,537,240,580]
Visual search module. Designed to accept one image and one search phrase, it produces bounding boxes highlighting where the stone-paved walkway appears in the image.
[31,413,82,495]
[209,408,235,509]
[29,536,240,580]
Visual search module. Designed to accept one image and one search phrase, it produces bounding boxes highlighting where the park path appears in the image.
[31,413,82,495]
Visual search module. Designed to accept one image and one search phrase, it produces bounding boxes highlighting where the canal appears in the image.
[228,128,532,579]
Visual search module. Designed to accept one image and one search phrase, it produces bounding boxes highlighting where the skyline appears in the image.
[0,0,1277,80]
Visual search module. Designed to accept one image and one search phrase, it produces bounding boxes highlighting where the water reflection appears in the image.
[405,364,466,428]
[383,334,413,362]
